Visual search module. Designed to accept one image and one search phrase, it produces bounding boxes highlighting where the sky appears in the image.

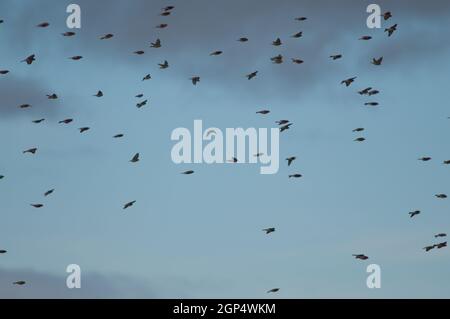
[0,0,450,298]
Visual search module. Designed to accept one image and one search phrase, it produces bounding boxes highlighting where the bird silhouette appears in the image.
[238,37,249,42]
[256,110,270,115]
[69,56,83,60]
[30,204,43,208]
[79,127,90,133]
[190,76,200,85]
[246,71,258,80]
[409,210,421,218]
[32,119,45,124]
[13,281,26,286]
[21,54,36,65]
[136,100,148,108]
[341,77,357,87]
[0,70,9,74]
[94,90,103,97]
[142,74,151,81]
[385,24,397,37]
[354,137,366,142]
[150,39,161,48]
[130,153,140,163]
[289,174,302,178]
[359,36,372,40]
[62,31,76,36]
[291,31,303,38]
[44,189,54,197]
[286,157,296,166]
[100,33,113,40]
[59,119,73,124]
[158,60,169,69]
[123,201,136,209]
[371,57,383,65]
[280,123,293,132]
[263,228,276,234]
[353,254,369,260]
[292,58,304,64]
[435,194,447,199]
[330,54,342,60]
[23,148,38,154]
[181,170,194,175]
[46,93,58,99]
[267,288,280,293]
[383,11,392,20]
[113,134,124,138]
[210,50,223,56]
[272,38,282,46]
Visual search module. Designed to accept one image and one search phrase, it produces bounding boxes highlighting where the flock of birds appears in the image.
[0,6,448,294]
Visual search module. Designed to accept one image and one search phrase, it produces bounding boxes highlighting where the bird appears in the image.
[134,50,145,55]
[254,153,264,158]
[295,17,307,21]
[162,6,175,11]
[113,134,124,138]
[32,119,45,124]
[330,54,342,60]
[227,157,238,163]
[418,157,432,162]
[13,281,26,286]
[289,174,302,178]
[160,11,171,17]
[364,102,379,107]
[263,228,275,234]
[156,24,168,29]
[69,56,83,60]
[256,110,270,115]
[18,104,31,109]
[30,204,43,208]
[79,127,90,133]
[341,77,357,87]
[280,123,293,132]
[62,31,76,36]
[276,120,290,125]
[0,20,4,24]
[136,100,148,108]
[291,31,303,38]
[158,60,169,69]
[23,148,38,154]
[359,36,372,40]
[94,90,103,97]
[142,74,151,81]
[292,58,304,64]
[409,210,421,218]
[100,33,113,40]
[238,37,248,42]
[435,194,447,199]
[353,254,369,260]
[354,137,366,142]
[123,201,136,209]
[371,57,383,65]
[135,94,144,98]
[130,153,140,163]
[0,70,9,74]
[272,38,282,46]
[358,88,372,95]
[0,175,4,180]
[443,160,450,165]
[385,24,397,37]
[59,119,73,124]
[286,157,296,166]
[37,22,49,28]
[368,90,379,96]
[246,71,258,80]
[181,170,194,175]
[270,54,283,64]
[0,249,6,254]
[435,233,447,238]
[190,76,200,85]
[46,93,58,99]
[21,54,36,65]
[150,38,161,48]
[423,245,435,252]
[44,189,54,197]
[436,242,447,249]
[267,288,280,293]
[210,50,223,56]
[383,11,392,20]
[352,128,364,132]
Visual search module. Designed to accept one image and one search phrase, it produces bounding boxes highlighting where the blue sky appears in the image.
[0,0,450,298]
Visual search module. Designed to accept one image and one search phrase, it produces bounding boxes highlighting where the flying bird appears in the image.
[134,50,145,55]
[443,160,450,165]
[289,174,302,178]
[227,157,238,163]
[435,233,447,238]
[263,228,275,234]
[246,71,258,80]
[256,110,270,115]
[330,54,342,60]
[23,148,37,154]
[286,157,296,166]
[276,120,290,125]
[59,119,73,124]
[160,11,171,17]
[267,288,280,293]
[210,50,223,56]
[423,245,435,252]
[352,128,364,132]
[0,250,6,254]
[79,127,90,133]
[295,17,307,21]
[69,56,83,60]
[113,134,124,138]
[100,33,113,40]
[19,104,31,109]
[292,58,304,64]
[368,90,379,96]
[364,102,379,106]
[383,11,392,20]
[358,88,372,95]
[130,153,140,163]
[37,22,49,28]
[280,123,293,132]
[238,37,249,42]
[44,189,55,197]
[136,100,148,108]
[353,254,369,260]
[0,70,9,74]
[158,60,169,69]
[271,54,283,64]
[62,31,76,36]
[354,137,366,142]
[32,119,45,124]
[190,76,200,85]
[371,57,383,65]
[135,94,144,98]
[436,242,447,249]
[156,24,168,29]
[94,90,103,97]
[162,6,175,11]
[21,54,36,65]
[181,170,194,175]
[409,210,421,218]
[46,93,58,99]
[13,281,26,286]
[142,74,151,81]
[291,31,303,38]
[359,36,372,40]
[123,201,136,209]
[385,24,398,37]
[272,38,282,46]
[341,77,357,87]
[30,204,43,208]
[435,194,447,199]
[150,38,161,48]
[418,157,432,162]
